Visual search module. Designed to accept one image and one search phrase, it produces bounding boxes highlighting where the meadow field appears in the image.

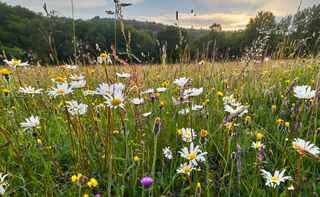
[0,59,319,196]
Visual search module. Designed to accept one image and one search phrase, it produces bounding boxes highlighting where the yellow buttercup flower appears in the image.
[199,129,208,138]
[87,178,98,188]
[256,132,264,141]
[216,91,224,97]
[71,175,77,183]
[285,122,290,128]
[133,155,140,161]
[276,118,284,125]
[83,194,89,197]
[0,68,13,75]
[176,129,182,136]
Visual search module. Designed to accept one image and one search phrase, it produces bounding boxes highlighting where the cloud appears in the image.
[136,12,253,30]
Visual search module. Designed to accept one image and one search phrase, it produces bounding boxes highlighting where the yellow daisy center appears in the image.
[187,151,197,160]
[271,176,279,183]
[111,98,122,106]
[57,89,65,94]
[182,165,192,174]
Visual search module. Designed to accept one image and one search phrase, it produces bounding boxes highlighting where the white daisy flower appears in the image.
[292,138,320,157]
[48,83,73,97]
[251,141,265,150]
[64,64,79,70]
[131,98,144,105]
[176,162,195,176]
[183,87,203,98]
[20,115,40,130]
[180,128,197,142]
[260,169,291,188]
[179,142,207,166]
[116,72,131,78]
[69,74,85,81]
[142,112,152,117]
[66,100,88,116]
[178,108,190,115]
[0,173,8,195]
[156,87,167,93]
[70,80,86,89]
[174,77,189,87]
[163,146,173,160]
[141,88,155,95]
[192,104,203,111]
[4,59,29,68]
[224,104,248,117]
[83,90,96,96]
[104,84,125,109]
[19,86,43,95]
[293,85,316,99]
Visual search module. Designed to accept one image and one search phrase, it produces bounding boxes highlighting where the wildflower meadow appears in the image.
[0,59,319,196]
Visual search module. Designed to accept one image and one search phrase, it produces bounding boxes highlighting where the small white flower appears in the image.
[288,184,295,191]
[66,100,88,116]
[83,90,96,96]
[183,87,203,98]
[116,72,131,78]
[20,115,40,130]
[4,59,29,68]
[19,86,43,95]
[180,128,197,142]
[141,88,154,95]
[0,173,8,195]
[131,98,144,105]
[69,74,85,81]
[48,83,73,97]
[179,142,207,166]
[292,138,320,157]
[163,146,173,160]
[176,162,195,176]
[156,87,167,93]
[293,85,316,99]
[260,169,291,188]
[142,112,152,117]
[192,104,203,111]
[251,141,265,150]
[224,104,248,117]
[174,77,189,87]
[70,80,86,89]
[178,108,190,115]
[64,64,79,70]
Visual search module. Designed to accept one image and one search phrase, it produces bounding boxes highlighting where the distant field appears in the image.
[0,60,319,196]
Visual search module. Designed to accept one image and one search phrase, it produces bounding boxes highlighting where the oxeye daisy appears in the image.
[0,173,8,195]
[174,77,189,87]
[48,83,73,97]
[183,87,203,98]
[70,80,86,89]
[66,100,88,116]
[260,169,291,188]
[131,98,144,105]
[4,59,29,68]
[293,85,316,99]
[179,142,207,166]
[162,146,173,160]
[180,128,197,142]
[292,138,320,157]
[251,141,265,150]
[20,115,40,130]
[116,72,131,78]
[176,162,195,176]
[19,86,43,95]
[104,83,126,109]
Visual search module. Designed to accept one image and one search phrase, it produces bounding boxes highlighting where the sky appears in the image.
[2,0,320,30]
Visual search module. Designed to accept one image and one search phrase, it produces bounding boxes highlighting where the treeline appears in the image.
[0,2,319,65]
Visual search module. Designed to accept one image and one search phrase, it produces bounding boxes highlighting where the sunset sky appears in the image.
[2,0,319,30]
